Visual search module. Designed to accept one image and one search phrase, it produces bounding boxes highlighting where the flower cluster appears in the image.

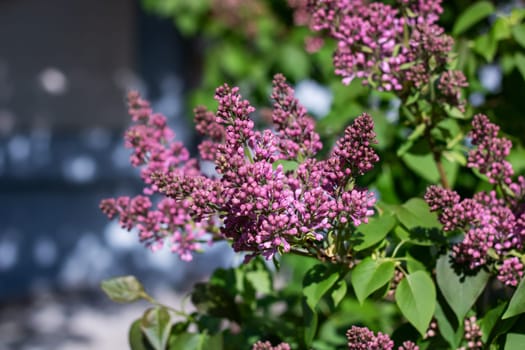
[100,94,210,261]
[252,341,291,350]
[458,316,483,350]
[211,0,266,38]
[304,0,467,108]
[425,115,525,282]
[468,114,514,184]
[308,0,407,90]
[101,74,379,262]
[346,326,418,350]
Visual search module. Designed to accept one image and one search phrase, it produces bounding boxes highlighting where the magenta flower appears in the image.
[102,74,378,262]
[425,115,525,279]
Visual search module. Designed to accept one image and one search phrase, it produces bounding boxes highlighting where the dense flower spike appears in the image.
[309,0,407,90]
[305,0,467,108]
[252,341,291,350]
[99,93,209,260]
[346,326,394,350]
[459,316,483,350]
[425,115,525,278]
[397,0,443,25]
[437,70,468,111]
[271,74,322,159]
[345,326,419,349]
[194,106,225,161]
[102,75,378,262]
[332,113,379,176]
[399,341,419,350]
[498,257,524,287]
[468,114,513,184]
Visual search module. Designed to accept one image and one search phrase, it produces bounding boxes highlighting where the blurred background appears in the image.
[1,0,525,349]
[0,1,239,349]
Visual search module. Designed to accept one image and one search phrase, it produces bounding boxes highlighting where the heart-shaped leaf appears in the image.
[351,257,396,304]
[395,271,436,336]
[303,264,341,311]
[436,254,489,322]
[352,214,397,251]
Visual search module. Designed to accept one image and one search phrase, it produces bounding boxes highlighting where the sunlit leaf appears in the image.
[101,275,145,303]
[141,307,172,350]
[453,2,495,35]
[503,277,525,319]
[351,258,396,304]
[395,271,436,336]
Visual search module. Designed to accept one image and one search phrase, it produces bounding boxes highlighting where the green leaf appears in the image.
[393,199,445,246]
[443,150,467,167]
[444,104,466,120]
[514,53,525,82]
[453,1,495,35]
[406,257,427,274]
[395,271,436,336]
[397,139,414,157]
[101,275,145,303]
[480,303,507,343]
[352,214,397,251]
[272,160,299,172]
[330,280,347,309]
[302,264,343,347]
[402,151,458,185]
[512,24,525,48]
[141,307,172,350]
[473,33,498,62]
[394,198,441,230]
[280,44,309,80]
[245,269,272,295]
[129,319,151,350]
[505,333,525,350]
[220,44,249,77]
[493,17,512,41]
[408,123,427,141]
[436,254,489,322]
[303,264,341,311]
[303,302,318,347]
[503,277,525,319]
[511,8,525,24]
[351,258,396,304]
[434,302,459,349]
[169,332,222,350]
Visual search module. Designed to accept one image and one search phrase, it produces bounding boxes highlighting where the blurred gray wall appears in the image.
[0,0,230,301]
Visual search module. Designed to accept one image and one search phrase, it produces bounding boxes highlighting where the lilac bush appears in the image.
[100,1,525,349]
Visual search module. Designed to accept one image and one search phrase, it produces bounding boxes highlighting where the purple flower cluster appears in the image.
[271,74,322,159]
[305,0,467,108]
[425,115,525,282]
[468,114,514,185]
[308,0,407,90]
[498,257,524,287]
[459,316,483,350]
[100,93,211,260]
[102,74,379,262]
[346,326,419,350]
[252,341,291,350]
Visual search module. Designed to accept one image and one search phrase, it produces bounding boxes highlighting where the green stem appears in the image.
[425,124,450,189]
[391,240,407,259]
[141,292,193,319]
